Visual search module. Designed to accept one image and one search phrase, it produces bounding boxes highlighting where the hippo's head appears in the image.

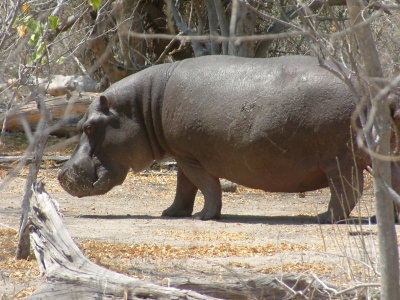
[58,94,154,197]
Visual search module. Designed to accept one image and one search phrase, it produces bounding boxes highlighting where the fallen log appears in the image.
[26,182,359,299]
[0,93,96,136]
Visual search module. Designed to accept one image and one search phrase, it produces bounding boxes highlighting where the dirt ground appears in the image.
[0,136,394,299]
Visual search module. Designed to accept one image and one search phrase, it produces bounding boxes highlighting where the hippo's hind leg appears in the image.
[319,158,364,223]
[162,167,198,217]
[170,159,222,220]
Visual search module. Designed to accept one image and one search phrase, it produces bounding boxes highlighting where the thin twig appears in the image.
[154,32,184,65]
[334,282,380,296]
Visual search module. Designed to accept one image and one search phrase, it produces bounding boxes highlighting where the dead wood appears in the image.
[0,93,95,136]
[170,275,350,300]
[27,182,220,300]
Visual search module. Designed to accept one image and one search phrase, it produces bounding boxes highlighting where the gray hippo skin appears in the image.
[58,55,399,222]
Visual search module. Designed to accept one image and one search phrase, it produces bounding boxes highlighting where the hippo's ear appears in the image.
[99,95,110,112]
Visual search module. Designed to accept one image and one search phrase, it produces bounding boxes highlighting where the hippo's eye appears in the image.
[83,124,94,136]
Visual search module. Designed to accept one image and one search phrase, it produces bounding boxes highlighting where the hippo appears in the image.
[58,55,398,223]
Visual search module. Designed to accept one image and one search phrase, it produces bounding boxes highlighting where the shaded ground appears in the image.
[0,134,390,299]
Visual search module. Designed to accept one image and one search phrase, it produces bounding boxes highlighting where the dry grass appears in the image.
[80,240,323,261]
[153,229,252,242]
[0,228,40,299]
[258,262,333,275]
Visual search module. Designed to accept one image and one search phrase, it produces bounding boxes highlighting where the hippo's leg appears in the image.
[173,159,222,220]
[318,159,364,223]
[162,167,198,217]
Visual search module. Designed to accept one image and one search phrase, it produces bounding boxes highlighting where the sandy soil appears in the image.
[0,159,389,299]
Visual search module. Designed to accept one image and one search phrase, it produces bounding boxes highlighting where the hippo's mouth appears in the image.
[58,157,128,197]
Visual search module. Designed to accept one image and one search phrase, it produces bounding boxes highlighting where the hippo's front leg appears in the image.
[172,159,222,220]
[162,167,198,217]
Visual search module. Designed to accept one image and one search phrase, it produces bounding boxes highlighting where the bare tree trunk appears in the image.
[347,1,399,299]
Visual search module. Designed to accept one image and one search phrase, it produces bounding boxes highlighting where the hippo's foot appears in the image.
[162,205,193,218]
[317,211,347,224]
[317,211,333,224]
[193,208,221,220]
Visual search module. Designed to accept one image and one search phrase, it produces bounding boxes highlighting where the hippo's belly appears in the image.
[223,166,328,193]
[199,149,330,193]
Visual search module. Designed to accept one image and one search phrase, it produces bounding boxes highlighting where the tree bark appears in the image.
[347,1,400,299]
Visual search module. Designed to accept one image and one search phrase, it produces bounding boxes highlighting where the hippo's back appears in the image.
[161,56,359,192]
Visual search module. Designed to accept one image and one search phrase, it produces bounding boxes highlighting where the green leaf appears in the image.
[88,0,101,10]
[26,18,39,33]
[32,42,46,62]
[29,32,39,46]
[48,16,59,30]
[56,56,66,64]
